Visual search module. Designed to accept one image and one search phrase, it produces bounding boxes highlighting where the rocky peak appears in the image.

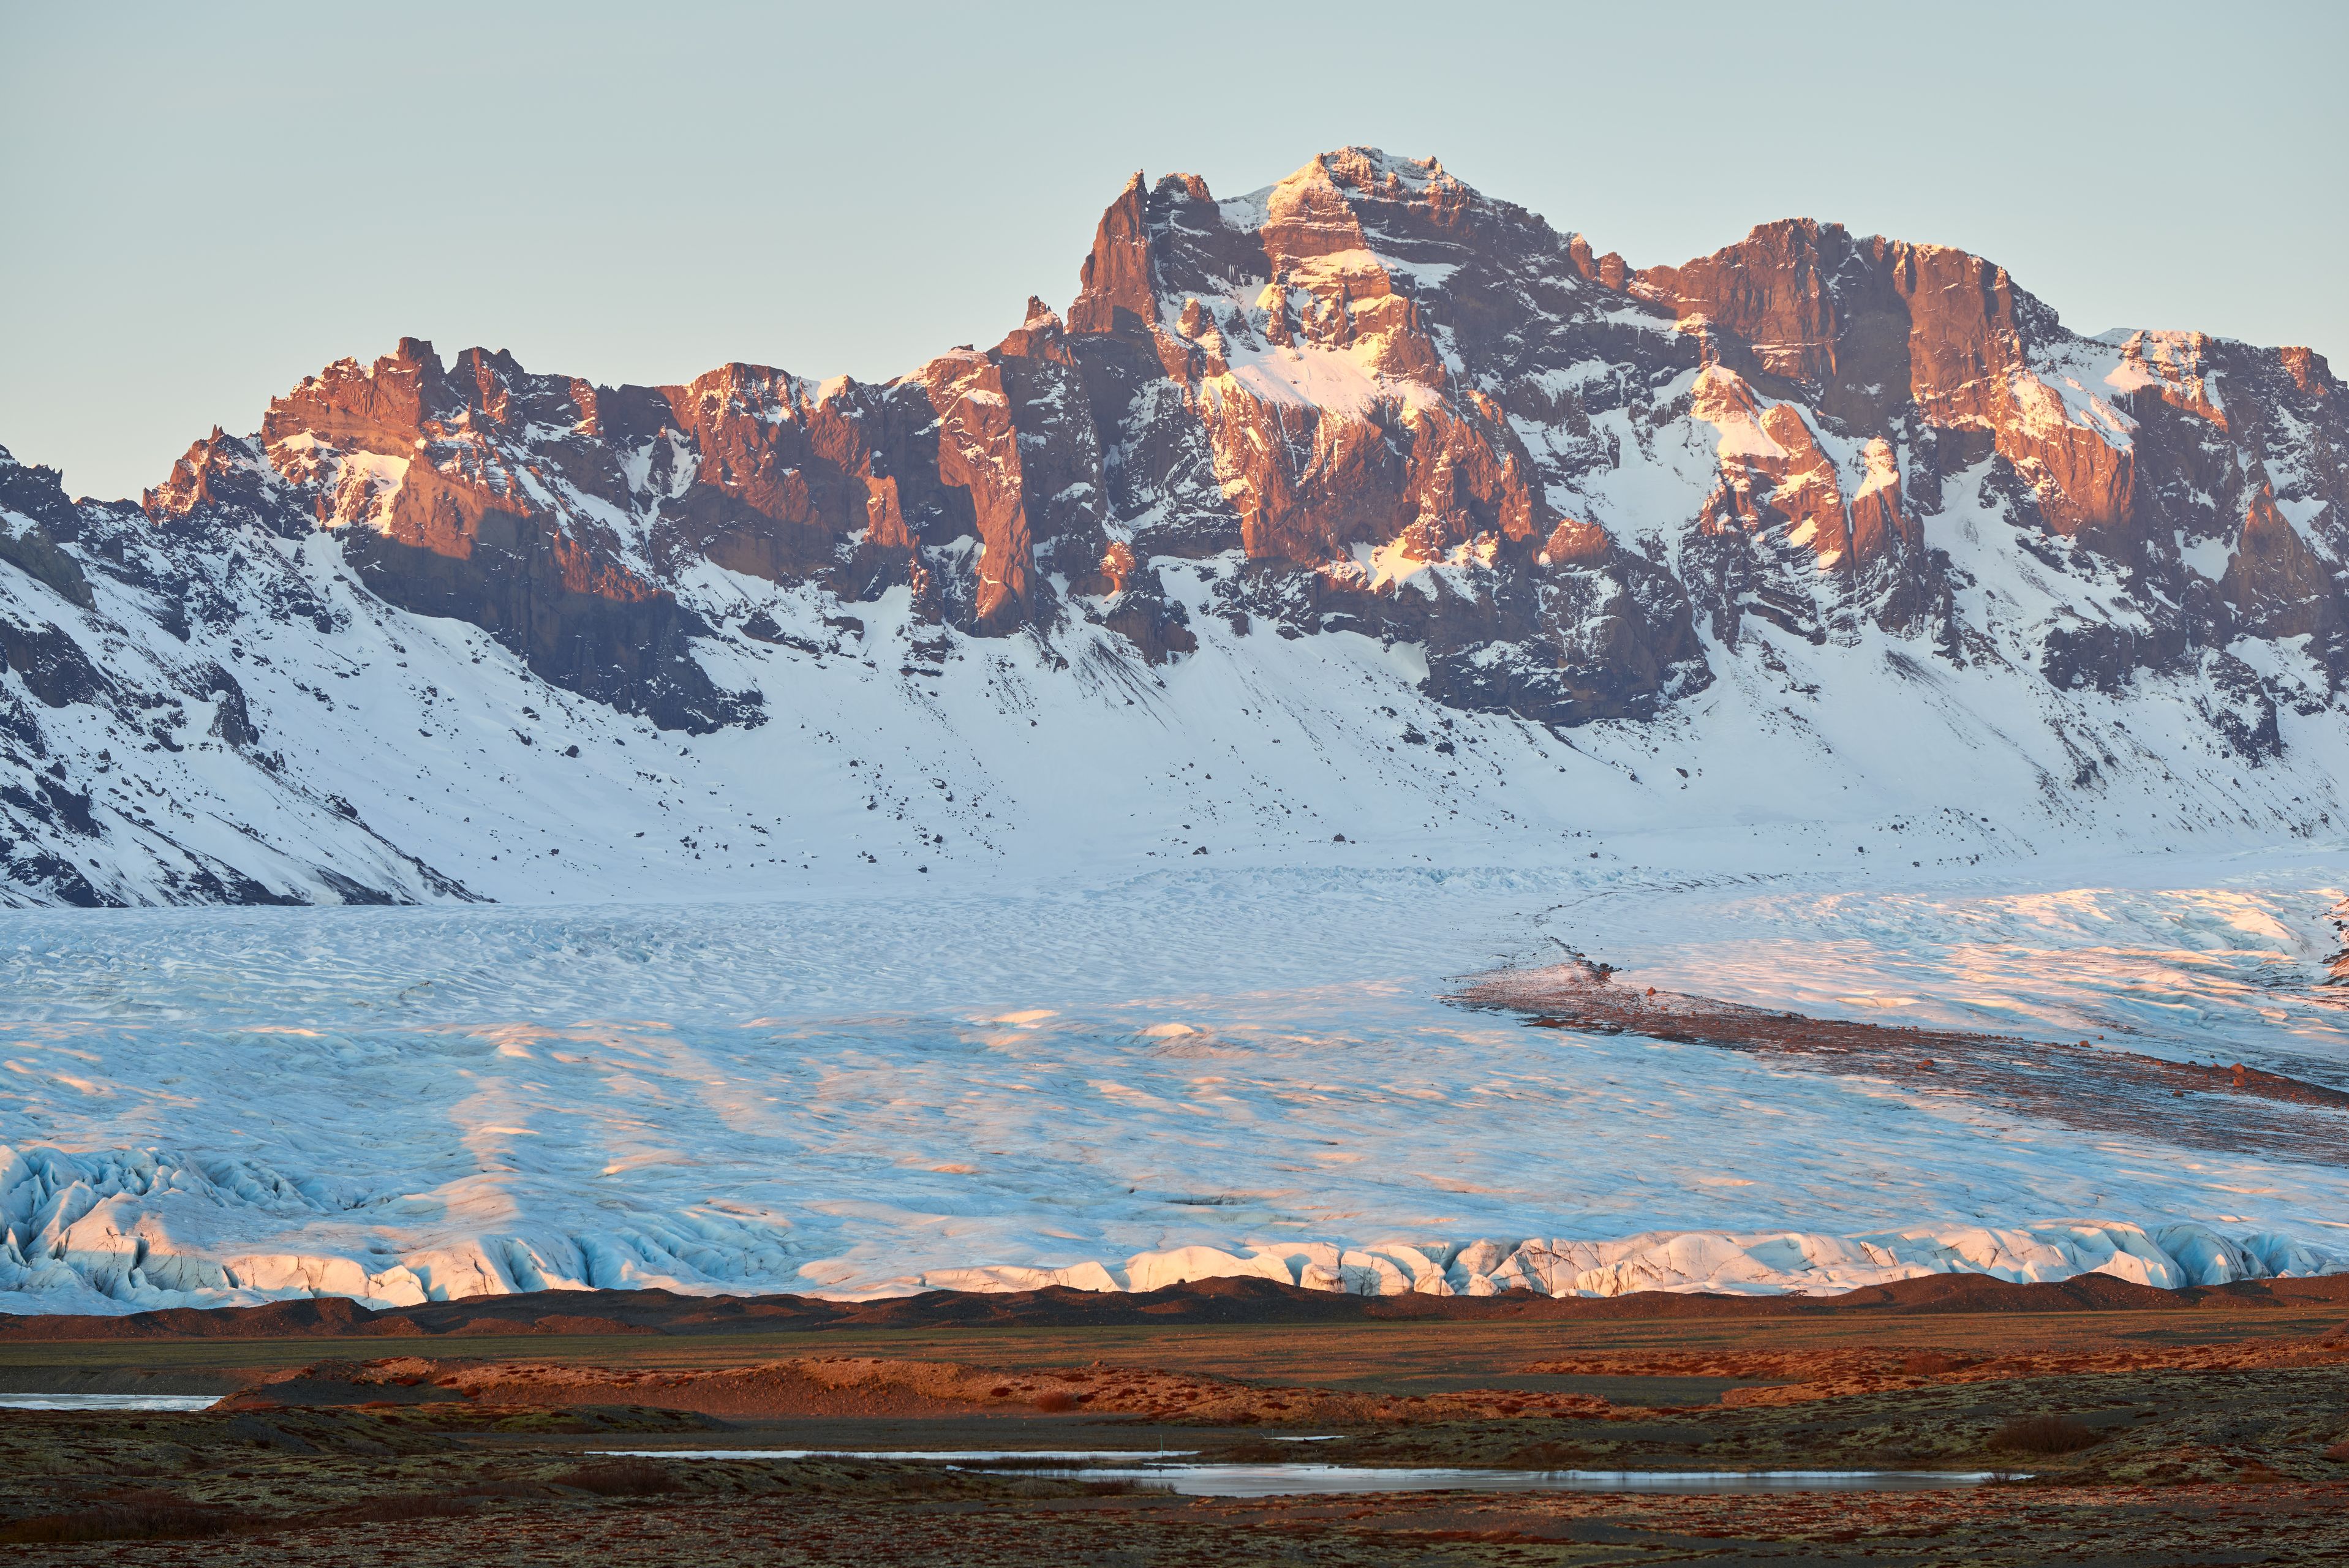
[2278,345,2334,399]
[0,144,2341,918]
[263,337,454,453]
[1259,149,1400,263]
[0,445,96,611]
[1642,220,2149,542]
[1047,150,1705,719]
[1068,172,1156,336]
[995,296,1068,358]
[141,428,299,535]
[83,157,2349,726]
[0,443,85,534]
[1636,218,1859,385]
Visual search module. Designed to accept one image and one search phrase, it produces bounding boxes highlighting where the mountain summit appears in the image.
[0,149,2342,904]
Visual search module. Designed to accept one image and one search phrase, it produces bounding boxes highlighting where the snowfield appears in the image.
[4,854,2345,1313]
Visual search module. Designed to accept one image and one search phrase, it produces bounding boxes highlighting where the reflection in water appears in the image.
[599,1449,1200,1462]
[604,1451,2014,1496]
[0,1395,222,1411]
[1064,1464,2014,1497]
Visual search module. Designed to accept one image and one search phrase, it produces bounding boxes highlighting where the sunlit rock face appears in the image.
[1632,219,2345,689]
[1060,150,1708,726]
[1056,152,2342,715]
[116,149,2349,721]
[0,146,2345,904]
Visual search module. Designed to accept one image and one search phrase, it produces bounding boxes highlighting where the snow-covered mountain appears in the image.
[2,146,2345,905]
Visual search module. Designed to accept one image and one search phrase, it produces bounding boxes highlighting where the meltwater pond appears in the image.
[602,1450,1204,1463]
[599,1453,2013,1496]
[1066,1466,2017,1498]
[0,1395,221,1412]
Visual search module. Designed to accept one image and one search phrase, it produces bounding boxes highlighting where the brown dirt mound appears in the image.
[0,1493,237,1546]
[218,1352,1615,1426]
[1987,1414,2104,1454]
[1527,1326,2349,1407]
[549,1459,681,1496]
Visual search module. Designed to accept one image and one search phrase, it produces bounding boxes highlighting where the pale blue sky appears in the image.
[4,0,2342,501]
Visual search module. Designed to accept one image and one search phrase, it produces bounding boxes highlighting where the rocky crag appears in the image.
[1,148,2343,904]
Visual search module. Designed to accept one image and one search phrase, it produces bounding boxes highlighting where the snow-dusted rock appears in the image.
[0,148,2343,908]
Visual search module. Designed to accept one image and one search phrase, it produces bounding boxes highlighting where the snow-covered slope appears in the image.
[0,147,2343,905]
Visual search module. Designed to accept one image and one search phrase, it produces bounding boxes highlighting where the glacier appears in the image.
[4,857,2345,1313]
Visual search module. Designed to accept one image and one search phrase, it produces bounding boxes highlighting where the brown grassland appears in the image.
[4,1276,2349,1563]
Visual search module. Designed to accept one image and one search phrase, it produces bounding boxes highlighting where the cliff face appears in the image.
[120,149,2349,726]
[1,147,2345,904]
[1634,218,2346,688]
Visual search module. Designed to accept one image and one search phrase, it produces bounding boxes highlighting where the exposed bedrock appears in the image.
[86,151,2349,733]
[1,147,2345,902]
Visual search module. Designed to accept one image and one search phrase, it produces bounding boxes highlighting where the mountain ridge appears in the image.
[0,146,2342,906]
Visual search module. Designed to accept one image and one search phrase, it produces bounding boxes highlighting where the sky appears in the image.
[4,0,2343,502]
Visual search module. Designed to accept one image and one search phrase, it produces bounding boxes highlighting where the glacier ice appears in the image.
[2,862,2345,1313]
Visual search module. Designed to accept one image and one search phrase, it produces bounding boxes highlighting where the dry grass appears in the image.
[550,1458,682,1496]
[0,1493,236,1544]
[458,1478,556,1499]
[1502,1440,1595,1469]
[325,1493,478,1523]
[1987,1415,2103,1455]
[431,1352,1598,1427]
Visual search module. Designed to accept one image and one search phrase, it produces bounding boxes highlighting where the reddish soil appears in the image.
[219,1352,1615,1425]
[1528,1322,2349,1408]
